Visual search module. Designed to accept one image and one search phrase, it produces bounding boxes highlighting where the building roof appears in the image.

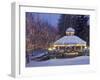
[66,27,75,32]
[54,35,86,45]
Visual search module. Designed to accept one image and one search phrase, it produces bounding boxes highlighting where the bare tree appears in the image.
[26,13,59,54]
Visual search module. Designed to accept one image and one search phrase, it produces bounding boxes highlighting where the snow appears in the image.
[54,35,86,45]
[26,56,89,67]
[32,52,47,58]
[31,50,48,58]
[66,27,75,32]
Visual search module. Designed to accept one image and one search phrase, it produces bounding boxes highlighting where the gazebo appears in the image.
[53,27,86,54]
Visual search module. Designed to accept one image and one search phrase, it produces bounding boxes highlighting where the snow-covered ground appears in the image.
[26,56,89,67]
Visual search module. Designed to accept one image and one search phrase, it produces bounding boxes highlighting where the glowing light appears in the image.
[48,48,53,51]
[85,46,87,49]
[48,47,56,51]
[52,47,56,50]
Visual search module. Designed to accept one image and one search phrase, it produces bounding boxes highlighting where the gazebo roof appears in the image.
[66,27,75,32]
[54,35,86,45]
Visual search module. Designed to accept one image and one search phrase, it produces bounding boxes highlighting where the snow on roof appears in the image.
[54,35,86,45]
[66,27,75,32]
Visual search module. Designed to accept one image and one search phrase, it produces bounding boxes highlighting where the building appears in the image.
[53,27,86,55]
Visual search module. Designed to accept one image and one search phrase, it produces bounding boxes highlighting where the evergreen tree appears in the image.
[58,14,89,46]
[75,15,89,46]
[58,14,77,36]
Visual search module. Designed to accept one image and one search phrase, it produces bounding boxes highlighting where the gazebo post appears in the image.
[74,46,76,52]
[80,46,83,52]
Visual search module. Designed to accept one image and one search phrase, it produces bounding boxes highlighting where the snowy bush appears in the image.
[82,48,89,56]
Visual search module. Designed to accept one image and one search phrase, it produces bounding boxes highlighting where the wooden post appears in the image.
[80,46,83,52]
